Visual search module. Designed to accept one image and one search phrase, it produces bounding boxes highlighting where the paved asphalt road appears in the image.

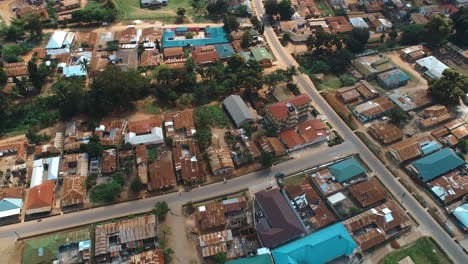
[252,0,468,262]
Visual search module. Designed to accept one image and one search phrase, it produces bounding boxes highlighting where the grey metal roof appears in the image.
[223,95,254,127]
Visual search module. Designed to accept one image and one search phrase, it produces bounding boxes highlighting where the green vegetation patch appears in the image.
[194,105,229,128]
[381,237,452,264]
[282,173,306,186]
[114,0,199,22]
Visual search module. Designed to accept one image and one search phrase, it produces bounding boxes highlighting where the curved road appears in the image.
[252,0,468,263]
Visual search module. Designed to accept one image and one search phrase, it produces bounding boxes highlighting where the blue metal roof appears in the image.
[0,198,22,212]
[411,148,465,182]
[162,27,228,48]
[215,44,235,59]
[63,65,86,77]
[421,141,442,155]
[328,157,366,183]
[272,223,357,264]
[453,203,468,230]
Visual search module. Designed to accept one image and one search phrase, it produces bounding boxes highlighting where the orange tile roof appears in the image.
[135,144,148,164]
[326,16,353,33]
[368,123,403,144]
[128,116,163,134]
[191,46,219,65]
[0,187,24,200]
[389,135,436,162]
[349,178,386,208]
[102,149,117,174]
[61,176,86,207]
[3,62,28,77]
[196,202,226,230]
[139,50,160,67]
[279,119,327,149]
[26,180,55,211]
[0,141,27,163]
[129,249,164,264]
[148,155,176,190]
[267,94,312,121]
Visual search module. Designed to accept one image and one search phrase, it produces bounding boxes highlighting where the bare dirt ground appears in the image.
[211,128,228,149]
[0,237,24,264]
[385,51,428,90]
[0,0,16,25]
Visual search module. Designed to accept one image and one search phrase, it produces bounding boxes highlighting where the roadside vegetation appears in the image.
[381,237,451,264]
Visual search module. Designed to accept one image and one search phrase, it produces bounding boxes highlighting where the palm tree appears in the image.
[78,57,90,75]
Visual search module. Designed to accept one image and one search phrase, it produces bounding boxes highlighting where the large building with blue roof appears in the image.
[328,157,367,183]
[162,27,228,48]
[272,223,358,264]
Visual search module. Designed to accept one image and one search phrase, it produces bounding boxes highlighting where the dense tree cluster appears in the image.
[71,1,117,23]
[427,69,468,106]
[451,7,468,46]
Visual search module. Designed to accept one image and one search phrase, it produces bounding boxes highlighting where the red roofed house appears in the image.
[148,153,177,191]
[101,149,117,174]
[348,177,386,208]
[191,45,219,66]
[279,119,328,152]
[25,180,56,215]
[266,94,312,129]
[172,139,204,183]
[326,16,353,33]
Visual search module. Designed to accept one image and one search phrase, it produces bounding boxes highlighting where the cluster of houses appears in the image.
[221,155,412,263]
[14,0,82,23]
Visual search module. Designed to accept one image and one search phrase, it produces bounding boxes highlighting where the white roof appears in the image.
[415,56,449,79]
[46,31,75,49]
[31,157,60,187]
[327,192,346,205]
[349,17,369,28]
[379,18,392,28]
[125,127,164,145]
[0,198,23,218]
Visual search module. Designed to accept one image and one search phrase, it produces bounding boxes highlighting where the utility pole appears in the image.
[14,231,23,242]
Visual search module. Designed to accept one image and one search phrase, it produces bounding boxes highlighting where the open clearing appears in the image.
[381,237,452,264]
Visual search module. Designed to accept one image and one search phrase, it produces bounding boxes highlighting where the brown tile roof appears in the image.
[0,141,27,163]
[115,27,138,44]
[196,202,226,230]
[309,200,336,229]
[165,58,187,70]
[354,97,394,119]
[33,48,46,59]
[26,180,55,212]
[135,144,148,164]
[427,171,468,205]
[420,106,453,128]
[0,187,24,200]
[172,109,196,137]
[102,149,117,174]
[128,116,163,134]
[34,144,61,157]
[172,139,203,182]
[257,136,286,156]
[148,154,176,191]
[267,94,312,121]
[431,127,450,140]
[388,135,437,162]
[343,200,411,251]
[231,40,243,52]
[451,124,468,139]
[141,27,163,43]
[223,198,247,213]
[61,176,86,207]
[336,86,360,103]
[163,47,184,59]
[411,13,429,24]
[326,16,353,33]
[364,0,384,12]
[208,148,234,174]
[191,45,219,65]
[16,5,49,19]
[349,178,386,208]
[445,119,465,130]
[52,53,70,64]
[368,123,403,144]
[139,50,160,67]
[284,178,320,204]
[3,62,28,77]
[356,81,379,99]
[129,249,164,264]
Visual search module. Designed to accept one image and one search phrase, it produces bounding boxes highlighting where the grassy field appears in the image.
[282,173,306,186]
[317,74,342,91]
[381,237,452,264]
[84,0,104,10]
[316,0,334,16]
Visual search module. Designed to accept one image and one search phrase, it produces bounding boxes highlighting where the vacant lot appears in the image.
[381,237,452,264]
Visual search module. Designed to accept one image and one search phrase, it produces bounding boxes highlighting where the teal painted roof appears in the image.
[328,157,365,183]
[226,254,273,264]
[215,44,235,59]
[272,223,357,264]
[0,198,22,212]
[63,65,86,77]
[411,148,465,182]
[251,47,273,61]
[162,27,228,48]
[453,203,468,228]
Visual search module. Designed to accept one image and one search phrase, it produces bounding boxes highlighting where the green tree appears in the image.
[260,151,274,167]
[0,68,7,88]
[130,177,145,193]
[265,1,279,16]
[52,77,86,119]
[250,16,262,29]
[153,201,170,220]
[90,181,122,203]
[213,252,227,264]
[346,28,370,53]
[340,74,356,86]
[21,13,43,40]
[328,49,353,73]
[459,138,468,153]
[309,60,330,74]
[451,7,468,46]
[424,14,453,47]
[400,24,425,45]
[223,16,240,33]
[0,23,25,41]
[389,30,398,41]
[78,57,90,75]
[163,248,175,263]
[86,135,103,158]
[137,43,145,61]
[241,30,252,49]
[106,40,119,52]
[176,7,186,23]
[112,171,126,186]
[194,128,212,150]
[388,107,410,125]
[427,69,468,106]
[278,0,294,20]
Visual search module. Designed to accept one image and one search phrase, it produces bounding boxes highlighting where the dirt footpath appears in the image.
[0,0,16,25]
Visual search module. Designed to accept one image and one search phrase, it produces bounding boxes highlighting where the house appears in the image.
[254,188,306,248]
[335,80,379,103]
[196,202,226,230]
[16,4,49,20]
[222,197,247,215]
[407,148,465,183]
[420,105,453,129]
[171,109,196,137]
[326,16,353,33]
[349,17,369,29]
[419,5,441,16]
[141,27,163,49]
[427,171,468,205]
[257,136,286,156]
[369,17,393,33]
[0,141,27,164]
[0,187,24,221]
[353,96,394,122]
[191,45,219,66]
[129,249,164,264]
[400,45,426,62]
[328,157,366,185]
[208,148,234,175]
[199,230,233,258]
[266,94,312,129]
[352,55,397,79]
[223,95,255,128]
[377,69,410,89]
[368,123,403,145]
[141,0,168,8]
[452,203,468,232]
[410,13,429,25]
[3,62,29,79]
[279,119,328,152]
[389,89,432,112]
[272,223,358,264]
[251,47,274,67]
[101,149,117,174]
[94,215,157,261]
[139,50,160,68]
[59,153,89,178]
[95,119,127,146]
[431,119,468,146]
[343,200,411,251]
[388,135,441,163]
[126,116,164,146]
[63,65,87,78]
[135,145,149,185]
[163,47,184,60]
[31,157,60,188]
[162,27,228,48]
[61,176,86,207]
[215,44,235,60]
[112,49,139,70]
[348,178,386,208]
[46,31,75,55]
[364,0,384,12]
[60,0,81,11]
[115,26,141,47]
[172,139,204,183]
[25,180,56,215]
[148,154,177,191]
[415,56,449,80]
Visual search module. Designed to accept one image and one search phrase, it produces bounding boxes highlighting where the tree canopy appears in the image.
[451,7,468,46]
[52,77,86,119]
[400,24,425,45]
[153,201,170,220]
[346,28,370,53]
[427,69,468,106]
[424,14,453,47]
[278,0,294,21]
